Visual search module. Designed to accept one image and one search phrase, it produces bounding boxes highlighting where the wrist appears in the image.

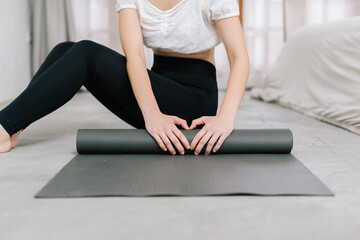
[142,107,162,120]
[217,111,236,122]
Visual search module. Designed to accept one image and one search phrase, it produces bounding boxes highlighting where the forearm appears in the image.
[125,55,161,119]
[218,57,250,121]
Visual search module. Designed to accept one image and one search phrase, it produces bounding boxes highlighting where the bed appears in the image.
[250,16,360,135]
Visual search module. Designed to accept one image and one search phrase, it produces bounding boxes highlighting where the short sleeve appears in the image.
[208,0,240,22]
[116,0,137,13]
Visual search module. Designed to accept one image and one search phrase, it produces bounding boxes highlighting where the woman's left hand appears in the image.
[188,114,234,155]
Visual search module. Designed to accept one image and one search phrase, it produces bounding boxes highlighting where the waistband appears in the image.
[151,54,217,80]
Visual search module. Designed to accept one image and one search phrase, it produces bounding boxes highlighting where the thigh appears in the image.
[87,47,213,128]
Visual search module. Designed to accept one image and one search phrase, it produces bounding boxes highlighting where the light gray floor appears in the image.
[1,90,359,240]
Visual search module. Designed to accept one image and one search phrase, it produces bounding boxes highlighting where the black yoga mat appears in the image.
[35,129,334,198]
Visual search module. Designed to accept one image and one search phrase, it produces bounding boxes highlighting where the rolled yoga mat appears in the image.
[35,129,334,198]
[76,129,294,154]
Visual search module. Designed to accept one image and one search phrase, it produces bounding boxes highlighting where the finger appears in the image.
[213,134,228,153]
[189,117,202,129]
[172,127,190,149]
[152,134,167,151]
[166,129,185,154]
[205,131,221,155]
[173,117,189,130]
[189,116,206,129]
[194,130,214,155]
[159,132,176,155]
[190,126,208,150]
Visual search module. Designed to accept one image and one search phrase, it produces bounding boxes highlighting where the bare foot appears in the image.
[10,129,22,148]
[0,124,11,153]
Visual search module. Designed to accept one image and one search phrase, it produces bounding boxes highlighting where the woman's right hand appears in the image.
[144,112,191,155]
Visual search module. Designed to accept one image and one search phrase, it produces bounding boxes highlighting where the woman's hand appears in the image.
[144,112,191,155]
[188,114,234,155]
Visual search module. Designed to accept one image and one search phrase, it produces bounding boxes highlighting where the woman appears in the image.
[0,0,249,155]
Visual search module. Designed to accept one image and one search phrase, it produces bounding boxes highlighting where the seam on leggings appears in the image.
[89,48,109,72]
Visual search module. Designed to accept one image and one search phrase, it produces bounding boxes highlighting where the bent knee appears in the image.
[70,40,109,58]
[53,41,75,51]
[73,40,101,50]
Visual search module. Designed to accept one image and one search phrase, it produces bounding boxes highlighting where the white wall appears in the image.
[0,0,31,103]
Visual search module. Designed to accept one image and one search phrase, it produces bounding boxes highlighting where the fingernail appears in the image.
[181,151,184,155]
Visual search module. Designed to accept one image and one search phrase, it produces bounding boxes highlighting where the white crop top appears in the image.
[116,0,240,54]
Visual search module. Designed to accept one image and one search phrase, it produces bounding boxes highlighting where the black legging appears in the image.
[0,40,218,137]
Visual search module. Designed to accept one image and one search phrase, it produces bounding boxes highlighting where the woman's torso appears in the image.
[142,0,216,67]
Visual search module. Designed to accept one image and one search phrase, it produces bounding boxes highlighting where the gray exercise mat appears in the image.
[35,129,334,198]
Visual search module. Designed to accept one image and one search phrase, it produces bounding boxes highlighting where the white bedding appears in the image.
[250,16,360,135]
